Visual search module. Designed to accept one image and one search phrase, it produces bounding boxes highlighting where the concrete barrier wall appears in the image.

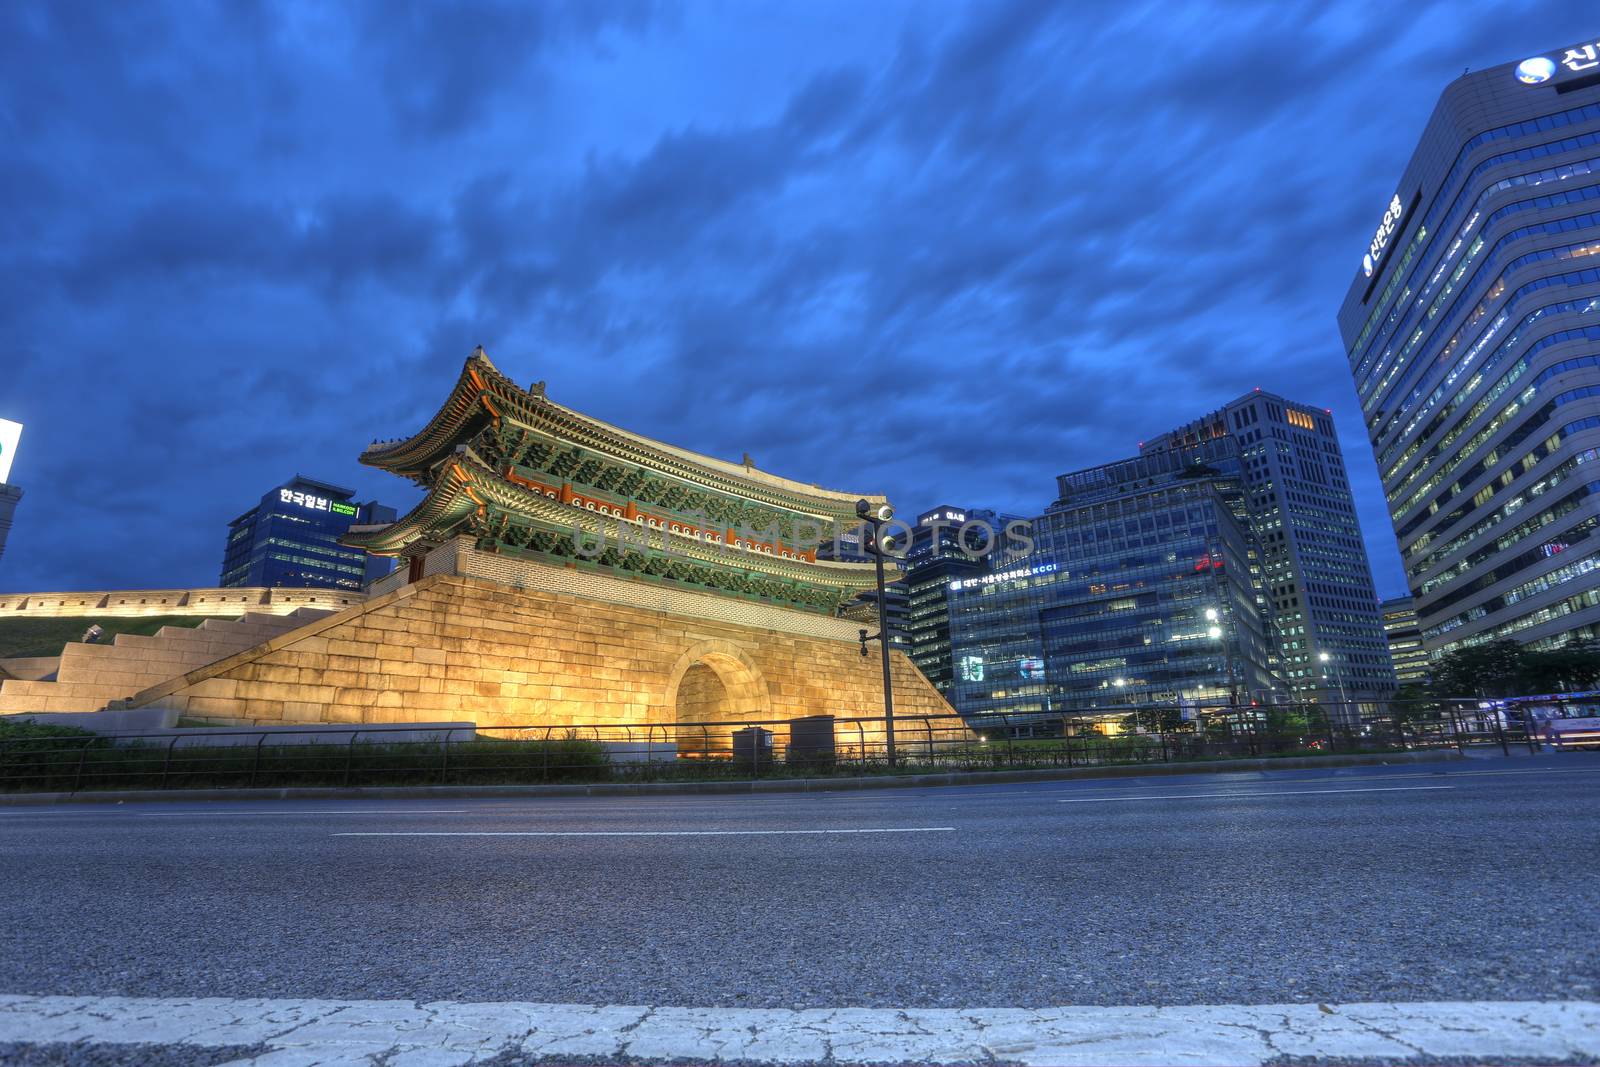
[0,588,365,620]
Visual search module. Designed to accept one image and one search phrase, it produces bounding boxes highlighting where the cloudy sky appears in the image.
[0,0,1590,597]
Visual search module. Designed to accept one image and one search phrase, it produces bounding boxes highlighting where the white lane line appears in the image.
[333,826,957,837]
[1169,764,1596,787]
[1058,785,1455,803]
[135,808,471,817]
[0,994,1593,1065]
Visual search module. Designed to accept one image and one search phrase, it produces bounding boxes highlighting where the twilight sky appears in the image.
[0,1,1591,597]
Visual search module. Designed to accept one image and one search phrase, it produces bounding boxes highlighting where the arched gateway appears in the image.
[121,349,967,749]
[665,640,772,756]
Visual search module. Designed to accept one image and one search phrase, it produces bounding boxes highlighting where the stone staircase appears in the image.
[0,609,333,715]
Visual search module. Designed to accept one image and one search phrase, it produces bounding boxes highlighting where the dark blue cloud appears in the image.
[0,0,1591,596]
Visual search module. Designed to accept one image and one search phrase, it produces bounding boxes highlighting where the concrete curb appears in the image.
[0,749,1463,805]
[4,993,1595,1066]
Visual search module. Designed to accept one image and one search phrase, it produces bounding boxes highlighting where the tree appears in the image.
[1391,682,1436,716]
[1119,705,1184,733]
[1430,640,1527,699]
[1431,637,1600,699]
[1521,639,1600,693]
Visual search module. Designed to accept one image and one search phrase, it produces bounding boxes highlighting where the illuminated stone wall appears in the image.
[130,558,964,749]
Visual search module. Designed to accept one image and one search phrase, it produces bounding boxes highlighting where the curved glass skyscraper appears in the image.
[1338,39,1600,664]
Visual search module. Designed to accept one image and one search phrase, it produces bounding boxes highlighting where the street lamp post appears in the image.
[1319,650,1350,722]
[1206,607,1238,706]
[856,499,898,768]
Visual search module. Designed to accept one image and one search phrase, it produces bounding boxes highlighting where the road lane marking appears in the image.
[1132,764,1597,787]
[333,826,957,837]
[1057,785,1455,803]
[133,808,472,816]
[0,994,1593,1065]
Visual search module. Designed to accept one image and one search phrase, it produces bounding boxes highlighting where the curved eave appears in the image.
[358,354,503,479]
[340,471,478,555]
[363,349,888,520]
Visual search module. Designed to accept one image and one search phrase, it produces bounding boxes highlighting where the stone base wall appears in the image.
[131,562,965,750]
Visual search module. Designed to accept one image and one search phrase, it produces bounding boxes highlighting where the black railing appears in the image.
[0,699,1545,794]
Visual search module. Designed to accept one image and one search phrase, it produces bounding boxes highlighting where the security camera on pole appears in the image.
[855,498,898,768]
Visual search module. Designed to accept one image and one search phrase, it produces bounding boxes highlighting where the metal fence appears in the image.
[0,699,1556,794]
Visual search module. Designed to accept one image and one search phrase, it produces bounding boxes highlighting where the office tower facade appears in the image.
[1337,41,1600,662]
[946,446,1278,720]
[1144,391,1394,702]
[901,505,1014,692]
[221,475,396,591]
[1381,595,1429,685]
[840,585,911,652]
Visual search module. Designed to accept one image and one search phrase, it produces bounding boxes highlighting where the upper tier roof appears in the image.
[361,349,887,523]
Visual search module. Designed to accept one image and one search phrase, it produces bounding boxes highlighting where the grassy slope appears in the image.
[0,616,235,660]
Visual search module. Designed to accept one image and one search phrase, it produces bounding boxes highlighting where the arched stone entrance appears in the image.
[665,640,772,757]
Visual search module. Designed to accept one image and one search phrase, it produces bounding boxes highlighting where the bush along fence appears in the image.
[0,698,1567,794]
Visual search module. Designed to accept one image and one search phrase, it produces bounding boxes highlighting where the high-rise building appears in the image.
[0,419,22,572]
[946,446,1279,720]
[901,505,1017,692]
[221,475,396,591]
[841,585,911,653]
[1144,391,1394,703]
[1381,595,1429,685]
[1337,41,1600,663]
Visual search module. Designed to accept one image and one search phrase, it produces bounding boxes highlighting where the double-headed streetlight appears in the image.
[856,498,898,767]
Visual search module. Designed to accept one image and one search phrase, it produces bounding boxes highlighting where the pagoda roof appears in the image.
[343,452,888,595]
[361,349,886,523]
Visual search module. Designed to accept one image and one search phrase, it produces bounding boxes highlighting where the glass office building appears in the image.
[220,475,396,590]
[1144,391,1394,702]
[946,446,1277,720]
[1381,595,1430,685]
[1337,39,1600,661]
[901,505,1015,692]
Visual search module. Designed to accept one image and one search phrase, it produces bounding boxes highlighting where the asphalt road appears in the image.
[1,754,1596,1010]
